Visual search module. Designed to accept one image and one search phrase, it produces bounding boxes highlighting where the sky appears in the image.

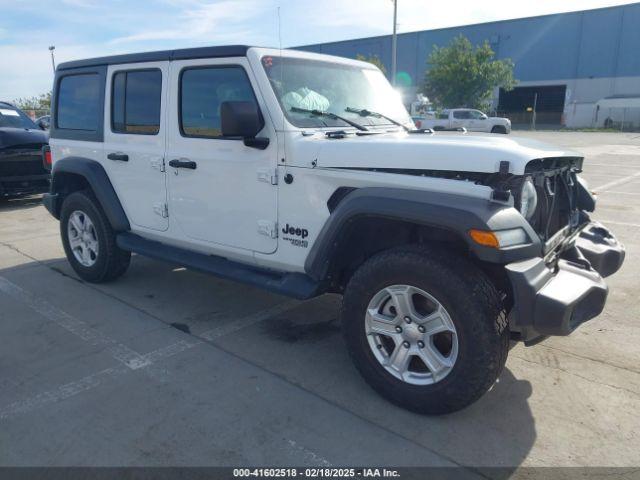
[0,0,637,100]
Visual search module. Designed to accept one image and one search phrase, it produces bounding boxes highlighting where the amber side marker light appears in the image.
[468,229,500,249]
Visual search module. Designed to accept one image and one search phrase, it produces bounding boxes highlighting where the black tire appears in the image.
[60,190,130,283]
[491,125,508,134]
[341,245,509,415]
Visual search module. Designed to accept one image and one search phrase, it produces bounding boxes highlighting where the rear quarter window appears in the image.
[56,73,101,131]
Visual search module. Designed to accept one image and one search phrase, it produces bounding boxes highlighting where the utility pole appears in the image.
[49,46,56,73]
[391,0,398,86]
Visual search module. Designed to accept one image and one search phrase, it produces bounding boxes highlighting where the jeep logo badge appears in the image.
[282,223,308,239]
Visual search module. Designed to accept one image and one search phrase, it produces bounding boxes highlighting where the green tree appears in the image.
[356,54,387,74]
[423,35,516,110]
[13,92,52,112]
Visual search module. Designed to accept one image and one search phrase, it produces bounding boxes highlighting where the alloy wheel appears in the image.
[365,284,458,385]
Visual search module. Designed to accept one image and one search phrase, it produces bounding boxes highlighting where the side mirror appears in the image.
[480,114,488,120]
[37,119,50,130]
[220,101,269,149]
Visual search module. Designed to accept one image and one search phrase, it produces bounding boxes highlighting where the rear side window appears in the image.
[57,73,101,131]
[111,69,162,135]
[180,66,257,138]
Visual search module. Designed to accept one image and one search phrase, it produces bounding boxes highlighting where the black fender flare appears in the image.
[304,187,542,282]
[44,157,130,232]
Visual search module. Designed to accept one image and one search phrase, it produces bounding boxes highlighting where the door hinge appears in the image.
[257,220,278,239]
[151,157,166,172]
[257,168,278,185]
[154,202,169,218]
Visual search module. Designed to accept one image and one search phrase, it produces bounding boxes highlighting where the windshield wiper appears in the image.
[345,107,409,131]
[291,107,368,131]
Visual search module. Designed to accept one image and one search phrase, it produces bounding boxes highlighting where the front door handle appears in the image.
[169,158,197,170]
[107,152,129,162]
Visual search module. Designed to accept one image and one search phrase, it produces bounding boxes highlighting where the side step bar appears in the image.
[116,233,321,300]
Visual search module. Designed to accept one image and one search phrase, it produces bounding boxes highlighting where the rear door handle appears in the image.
[169,158,197,170]
[107,152,129,162]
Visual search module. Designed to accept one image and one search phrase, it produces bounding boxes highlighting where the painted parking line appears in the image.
[593,172,640,193]
[598,191,640,196]
[0,366,126,420]
[599,220,640,228]
[585,163,640,168]
[0,276,151,370]
[0,275,297,421]
[0,337,203,421]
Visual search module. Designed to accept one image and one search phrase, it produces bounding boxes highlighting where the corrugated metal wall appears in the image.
[297,3,640,89]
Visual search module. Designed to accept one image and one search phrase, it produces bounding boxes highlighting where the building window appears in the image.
[180,66,257,138]
[111,69,162,135]
[57,73,101,131]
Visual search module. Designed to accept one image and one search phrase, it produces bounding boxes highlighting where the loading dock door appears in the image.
[498,85,567,126]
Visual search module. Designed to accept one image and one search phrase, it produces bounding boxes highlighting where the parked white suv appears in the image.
[44,46,624,414]
[415,108,511,134]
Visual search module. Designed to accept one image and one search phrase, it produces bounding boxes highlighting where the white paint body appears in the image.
[415,108,512,133]
[49,47,582,274]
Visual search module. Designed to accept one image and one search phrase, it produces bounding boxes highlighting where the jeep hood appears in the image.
[311,132,582,175]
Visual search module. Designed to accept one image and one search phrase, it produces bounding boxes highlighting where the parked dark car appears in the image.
[0,102,50,198]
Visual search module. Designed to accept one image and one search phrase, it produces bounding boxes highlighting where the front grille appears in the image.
[0,147,47,178]
[524,159,580,242]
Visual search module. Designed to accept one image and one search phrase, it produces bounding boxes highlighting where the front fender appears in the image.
[44,157,130,232]
[304,187,542,282]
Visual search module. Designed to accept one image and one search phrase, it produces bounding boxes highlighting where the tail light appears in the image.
[42,145,52,171]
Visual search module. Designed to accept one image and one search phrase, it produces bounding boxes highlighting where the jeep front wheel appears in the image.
[60,190,131,283]
[341,246,509,414]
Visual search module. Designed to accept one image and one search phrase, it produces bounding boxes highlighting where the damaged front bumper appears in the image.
[506,222,625,343]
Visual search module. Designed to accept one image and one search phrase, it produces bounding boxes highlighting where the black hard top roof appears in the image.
[57,45,251,71]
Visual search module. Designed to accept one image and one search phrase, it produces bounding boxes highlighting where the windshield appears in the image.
[0,105,37,129]
[262,56,411,129]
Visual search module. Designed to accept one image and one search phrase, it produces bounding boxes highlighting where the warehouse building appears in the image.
[298,3,640,129]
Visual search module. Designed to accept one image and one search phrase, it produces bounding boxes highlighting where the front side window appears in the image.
[469,110,485,119]
[262,56,411,129]
[0,104,37,129]
[57,73,100,131]
[111,69,162,135]
[180,66,257,138]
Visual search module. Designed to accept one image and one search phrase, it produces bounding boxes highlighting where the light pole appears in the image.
[49,46,56,73]
[391,0,398,86]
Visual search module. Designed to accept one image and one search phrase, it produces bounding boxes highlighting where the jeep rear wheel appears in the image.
[60,191,131,283]
[341,246,509,414]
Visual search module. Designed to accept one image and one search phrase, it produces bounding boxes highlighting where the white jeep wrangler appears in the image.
[44,46,625,414]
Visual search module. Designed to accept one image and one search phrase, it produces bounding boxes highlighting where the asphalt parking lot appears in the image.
[0,131,639,470]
